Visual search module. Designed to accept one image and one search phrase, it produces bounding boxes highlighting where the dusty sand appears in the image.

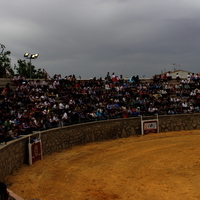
[5,130,200,200]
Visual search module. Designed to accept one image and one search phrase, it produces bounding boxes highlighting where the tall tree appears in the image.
[0,44,14,77]
[14,59,44,79]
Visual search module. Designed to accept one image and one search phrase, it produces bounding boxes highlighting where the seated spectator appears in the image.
[194,74,199,82]
[95,109,105,120]
[102,109,110,119]
[162,74,167,81]
[43,117,52,129]
[7,125,19,139]
[13,117,21,126]
[22,119,32,134]
[0,126,4,144]
[51,114,59,127]
[29,117,40,132]
[3,119,11,130]
[129,76,135,83]
[153,75,160,83]
[3,128,12,144]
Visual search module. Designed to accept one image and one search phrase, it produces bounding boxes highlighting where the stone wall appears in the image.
[1,114,200,182]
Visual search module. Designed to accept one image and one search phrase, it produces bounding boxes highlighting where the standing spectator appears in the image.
[166,71,172,80]
[187,73,191,83]
[194,74,199,82]
[176,73,180,82]
[62,111,70,125]
[105,72,111,81]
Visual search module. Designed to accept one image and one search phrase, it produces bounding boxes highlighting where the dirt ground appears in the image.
[5,130,200,200]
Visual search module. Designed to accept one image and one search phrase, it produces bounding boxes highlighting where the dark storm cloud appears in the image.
[1,0,200,78]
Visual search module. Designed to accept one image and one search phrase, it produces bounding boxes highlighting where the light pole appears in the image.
[24,53,39,79]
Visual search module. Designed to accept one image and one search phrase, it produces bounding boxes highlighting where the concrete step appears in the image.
[0,78,15,88]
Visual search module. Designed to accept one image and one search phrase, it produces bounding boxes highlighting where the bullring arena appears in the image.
[1,75,200,200]
[2,114,200,200]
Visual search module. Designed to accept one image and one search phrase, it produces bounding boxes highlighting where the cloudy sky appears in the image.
[1,0,200,79]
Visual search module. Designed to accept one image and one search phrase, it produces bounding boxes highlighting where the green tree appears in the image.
[14,59,44,79]
[0,44,14,77]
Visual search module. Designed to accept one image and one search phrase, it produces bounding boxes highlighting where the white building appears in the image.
[158,69,195,79]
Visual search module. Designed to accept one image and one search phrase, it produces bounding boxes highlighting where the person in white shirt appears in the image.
[187,73,191,83]
[59,102,64,110]
[62,111,71,125]
[51,114,59,127]
[166,71,172,80]
[176,73,180,82]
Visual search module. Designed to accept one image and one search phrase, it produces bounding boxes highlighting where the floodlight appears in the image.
[30,54,35,59]
[23,52,39,79]
[34,54,39,58]
[24,53,30,57]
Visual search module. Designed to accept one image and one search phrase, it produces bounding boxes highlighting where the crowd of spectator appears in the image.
[0,71,200,144]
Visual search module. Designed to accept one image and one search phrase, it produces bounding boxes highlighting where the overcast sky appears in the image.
[1,0,200,79]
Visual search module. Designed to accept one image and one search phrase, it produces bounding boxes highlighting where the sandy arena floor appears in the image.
[5,130,200,200]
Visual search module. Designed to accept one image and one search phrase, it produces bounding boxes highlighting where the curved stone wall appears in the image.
[1,114,200,182]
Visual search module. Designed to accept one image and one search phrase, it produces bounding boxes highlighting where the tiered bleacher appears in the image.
[0,71,200,144]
